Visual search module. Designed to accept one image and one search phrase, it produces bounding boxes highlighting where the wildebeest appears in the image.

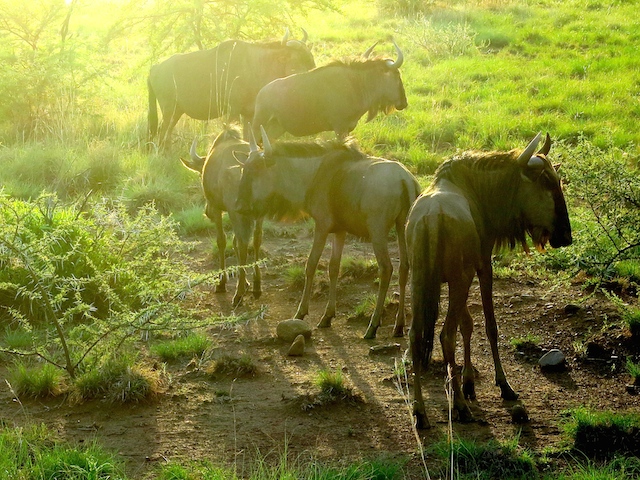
[236,127,420,339]
[148,29,315,148]
[181,128,264,307]
[406,133,572,429]
[251,41,407,142]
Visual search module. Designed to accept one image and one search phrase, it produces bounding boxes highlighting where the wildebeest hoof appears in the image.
[317,318,331,328]
[463,382,476,400]
[499,384,519,401]
[252,290,261,299]
[215,284,226,293]
[392,326,404,337]
[363,326,378,339]
[414,412,431,430]
[232,295,244,307]
[456,406,475,423]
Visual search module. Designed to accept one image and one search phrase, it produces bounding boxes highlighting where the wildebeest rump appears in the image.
[251,41,407,142]
[181,128,264,307]
[148,30,315,148]
[237,128,420,339]
[405,133,572,429]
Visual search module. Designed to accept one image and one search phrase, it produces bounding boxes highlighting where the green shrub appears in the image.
[207,353,257,378]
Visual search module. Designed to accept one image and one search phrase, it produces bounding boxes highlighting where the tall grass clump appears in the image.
[8,361,65,399]
[564,408,640,459]
[0,424,126,480]
[430,437,537,479]
[151,333,211,362]
[0,194,198,379]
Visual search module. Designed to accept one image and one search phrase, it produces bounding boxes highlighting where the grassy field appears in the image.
[1,0,640,478]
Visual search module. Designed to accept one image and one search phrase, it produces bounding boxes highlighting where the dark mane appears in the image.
[435,149,528,250]
[212,126,243,148]
[321,57,391,70]
[271,140,364,160]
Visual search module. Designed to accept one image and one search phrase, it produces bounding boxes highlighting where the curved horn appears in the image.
[517,132,542,166]
[248,123,259,153]
[538,132,551,156]
[386,40,404,69]
[282,27,290,46]
[260,125,273,157]
[301,27,308,44]
[190,139,204,163]
[363,41,378,58]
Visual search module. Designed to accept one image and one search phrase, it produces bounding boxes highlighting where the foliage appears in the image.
[557,137,640,281]
[0,424,126,480]
[72,353,166,403]
[8,361,65,398]
[207,353,257,378]
[510,334,541,351]
[563,408,640,459]
[110,0,337,56]
[0,194,199,378]
[430,437,537,480]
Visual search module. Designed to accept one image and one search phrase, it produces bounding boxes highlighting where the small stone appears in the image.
[539,348,566,371]
[287,334,305,356]
[276,319,312,342]
[511,404,530,424]
[369,343,401,355]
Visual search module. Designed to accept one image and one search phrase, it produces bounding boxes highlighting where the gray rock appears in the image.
[276,319,312,342]
[539,348,566,371]
[287,334,306,356]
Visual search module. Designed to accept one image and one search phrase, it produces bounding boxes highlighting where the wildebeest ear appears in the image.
[233,151,249,164]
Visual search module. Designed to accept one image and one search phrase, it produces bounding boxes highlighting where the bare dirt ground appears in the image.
[1,226,639,479]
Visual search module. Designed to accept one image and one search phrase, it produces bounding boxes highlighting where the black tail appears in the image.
[147,76,158,142]
[410,215,443,370]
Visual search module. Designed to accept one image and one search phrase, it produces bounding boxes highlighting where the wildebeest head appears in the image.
[516,133,572,250]
[360,40,407,121]
[235,126,275,216]
[280,28,315,75]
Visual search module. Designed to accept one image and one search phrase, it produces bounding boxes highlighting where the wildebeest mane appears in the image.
[270,140,365,161]
[435,149,530,250]
[322,57,393,70]
[212,126,243,148]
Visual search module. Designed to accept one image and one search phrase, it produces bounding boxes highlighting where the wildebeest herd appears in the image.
[150,30,573,428]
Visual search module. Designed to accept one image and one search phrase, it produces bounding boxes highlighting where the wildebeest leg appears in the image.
[410,311,430,429]
[232,234,250,307]
[252,217,263,299]
[209,207,227,293]
[478,263,519,400]
[440,272,475,422]
[363,235,393,339]
[158,109,183,150]
[296,226,329,322]
[318,231,346,327]
[393,218,409,337]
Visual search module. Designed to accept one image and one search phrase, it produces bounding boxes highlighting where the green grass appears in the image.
[72,354,165,403]
[430,436,537,480]
[510,334,541,351]
[8,362,65,399]
[564,408,640,459]
[207,353,257,378]
[150,333,211,362]
[627,359,640,385]
[0,424,126,480]
[284,264,306,290]
[340,256,378,279]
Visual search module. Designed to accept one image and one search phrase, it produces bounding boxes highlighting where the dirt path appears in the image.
[1,230,639,478]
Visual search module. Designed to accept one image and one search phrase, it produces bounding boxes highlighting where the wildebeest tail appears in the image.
[410,214,443,370]
[147,76,158,139]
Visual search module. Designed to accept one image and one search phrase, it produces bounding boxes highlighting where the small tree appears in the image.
[0,194,203,378]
